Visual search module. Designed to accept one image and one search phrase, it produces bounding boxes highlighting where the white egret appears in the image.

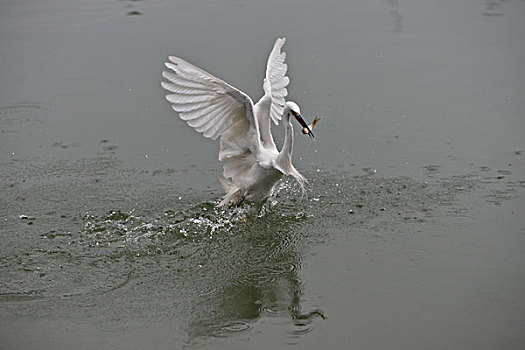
[161,38,313,206]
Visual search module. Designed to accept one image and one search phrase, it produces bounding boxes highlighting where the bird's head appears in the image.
[285,101,314,139]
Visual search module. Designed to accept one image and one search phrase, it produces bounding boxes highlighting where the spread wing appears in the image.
[161,56,259,182]
[263,37,290,125]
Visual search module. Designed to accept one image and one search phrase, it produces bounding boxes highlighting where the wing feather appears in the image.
[212,105,245,140]
[161,55,260,184]
[186,102,231,128]
[166,93,220,104]
[219,118,250,161]
[180,99,230,121]
[194,103,232,133]
[162,56,255,141]
[162,66,211,89]
[271,76,289,90]
[201,107,233,138]
[170,101,213,113]
[161,81,210,95]
[263,37,289,125]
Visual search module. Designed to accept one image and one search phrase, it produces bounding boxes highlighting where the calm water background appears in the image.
[1,0,524,349]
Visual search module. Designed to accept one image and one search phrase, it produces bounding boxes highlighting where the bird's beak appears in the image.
[295,114,315,139]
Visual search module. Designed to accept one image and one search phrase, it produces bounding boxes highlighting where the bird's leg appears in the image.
[236,194,247,207]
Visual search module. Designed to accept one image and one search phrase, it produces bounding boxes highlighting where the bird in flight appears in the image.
[161,37,315,206]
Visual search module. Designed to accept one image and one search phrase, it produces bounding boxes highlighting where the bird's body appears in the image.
[161,38,312,206]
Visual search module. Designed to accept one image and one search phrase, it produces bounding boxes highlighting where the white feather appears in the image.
[262,37,289,125]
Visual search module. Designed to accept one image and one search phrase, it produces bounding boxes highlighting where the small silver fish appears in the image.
[301,116,320,137]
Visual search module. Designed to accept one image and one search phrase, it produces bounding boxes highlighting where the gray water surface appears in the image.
[1,0,524,349]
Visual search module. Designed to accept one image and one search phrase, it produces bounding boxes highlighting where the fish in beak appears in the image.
[301,116,320,138]
[294,114,314,139]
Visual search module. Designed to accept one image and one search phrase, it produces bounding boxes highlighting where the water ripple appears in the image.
[4,166,506,344]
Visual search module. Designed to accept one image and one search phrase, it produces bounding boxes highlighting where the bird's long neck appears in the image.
[275,110,307,190]
[277,112,294,167]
